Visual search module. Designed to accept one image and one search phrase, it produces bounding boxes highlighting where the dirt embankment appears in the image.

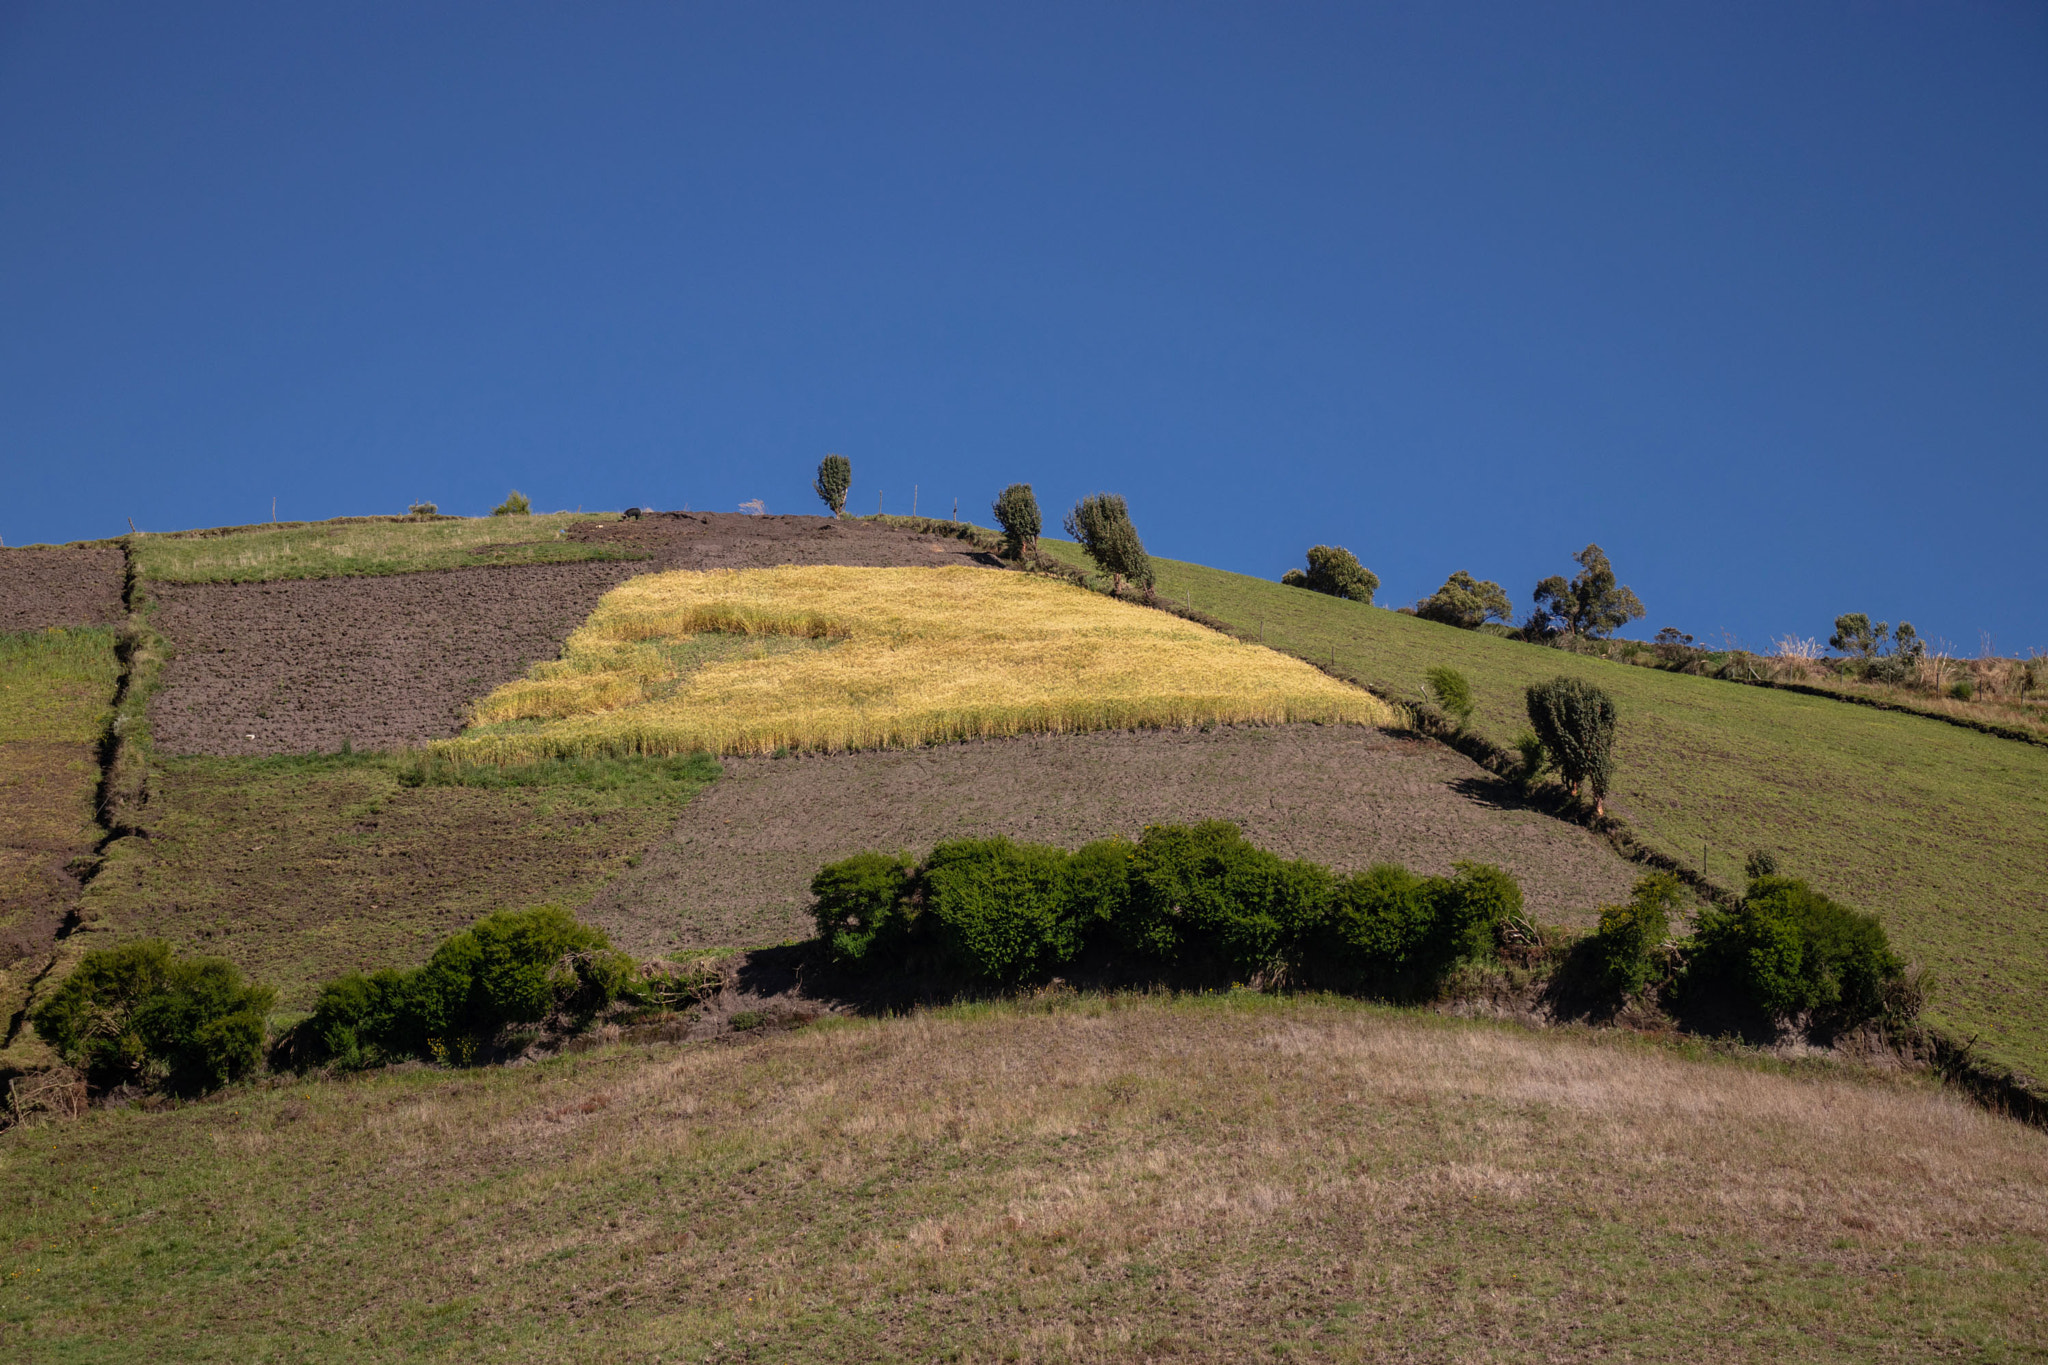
[0,546,125,632]
[585,723,1643,956]
[147,561,648,755]
[567,510,1005,571]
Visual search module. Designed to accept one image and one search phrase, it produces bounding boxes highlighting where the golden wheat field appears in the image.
[442,565,1392,761]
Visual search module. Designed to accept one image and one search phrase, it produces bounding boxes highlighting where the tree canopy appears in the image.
[814,454,852,517]
[1280,545,1378,604]
[1524,675,1619,814]
[1413,570,1512,629]
[992,483,1042,558]
[1063,493,1153,595]
[1530,545,1645,639]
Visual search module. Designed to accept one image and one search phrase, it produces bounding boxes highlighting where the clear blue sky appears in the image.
[4,3,2044,652]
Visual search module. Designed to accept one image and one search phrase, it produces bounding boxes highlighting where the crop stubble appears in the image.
[589,724,1643,954]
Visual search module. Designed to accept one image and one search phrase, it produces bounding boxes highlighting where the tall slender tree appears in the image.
[1063,493,1153,597]
[814,454,852,518]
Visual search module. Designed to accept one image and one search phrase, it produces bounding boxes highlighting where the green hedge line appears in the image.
[813,821,1525,995]
[815,823,1917,1037]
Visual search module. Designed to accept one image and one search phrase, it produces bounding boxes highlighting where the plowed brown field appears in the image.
[587,723,1643,955]
[0,546,124,631]
[147,561,647,755]
[567,509,1004,570]
[146,515,1013,757]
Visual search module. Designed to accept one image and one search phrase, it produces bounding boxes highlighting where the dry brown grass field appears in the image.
[4,996,2044,1362]
[449,565,1390,761]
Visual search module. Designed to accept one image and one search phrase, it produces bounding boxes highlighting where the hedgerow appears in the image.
[31,941,275,1095]
[287,904,636,1069]
[812,822,1521,995]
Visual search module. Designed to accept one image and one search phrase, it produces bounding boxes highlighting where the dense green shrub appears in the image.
[1423,665,1474,728]
[1511,728,1549,790]
[492,490,532,516]
[1280,545,1378,604]
[32,941,275,1095]
[1318,861,1521,990]
[813,826,1525,997]
[1589,873,1680,998]
[1122,821,1332,979]
[1413,571,1511,629]
[811,852,917,966]
[1683,875,1903,1029]
[1063,493,1153,595]
[921,838,1080,983]
[293,905,634,1069]
[991,483,1043,559]
[814,454,852,517]
[1524,676,1619,812]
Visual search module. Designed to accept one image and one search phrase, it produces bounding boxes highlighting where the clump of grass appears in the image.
[443,566,1391,762]
[128,512,639,583]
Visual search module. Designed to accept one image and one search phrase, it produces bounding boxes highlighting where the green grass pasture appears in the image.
[2,994,2043,1362]
[1043,541,2048,1085]
[131,514,642,583]
[0,627,122,744]
[72,752,718,1010]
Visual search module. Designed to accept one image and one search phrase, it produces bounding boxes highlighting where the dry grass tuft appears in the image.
[444,565,1391,760]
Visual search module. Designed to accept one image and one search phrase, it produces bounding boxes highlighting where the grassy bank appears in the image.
[69,751,719,1010]
[448,565,1390,761]
[130,513,641,583]
[0,628,123,1073]
[1040,541,2048,1089]
[3,994,2043,1361]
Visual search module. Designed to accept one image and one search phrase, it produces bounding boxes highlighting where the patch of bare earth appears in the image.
[0,546,124,631]
[566,508,1006,570]
[146,561,647,755]
[588,723,1642,955]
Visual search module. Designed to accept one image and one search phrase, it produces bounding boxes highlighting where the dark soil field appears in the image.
[567,509,1005,570]
[587,723,1643,955]
[0,546,125,631]
[146,515,1010,757]
[74,755,715,1009]
[147,561,647,755]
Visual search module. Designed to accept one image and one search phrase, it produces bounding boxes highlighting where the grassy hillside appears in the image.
[1043,541,2048,1087]
[450,565,1390,761]
[0,628,121,1071]
[3,995,2043,1362]
[71,753,719,1010]
[131,513,640,583]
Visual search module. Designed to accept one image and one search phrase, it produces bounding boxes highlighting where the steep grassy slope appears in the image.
[1042,542,2048,1086]
[70,753,719,1010]
[3,996,2043,1362]
[0,628,120,1072]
